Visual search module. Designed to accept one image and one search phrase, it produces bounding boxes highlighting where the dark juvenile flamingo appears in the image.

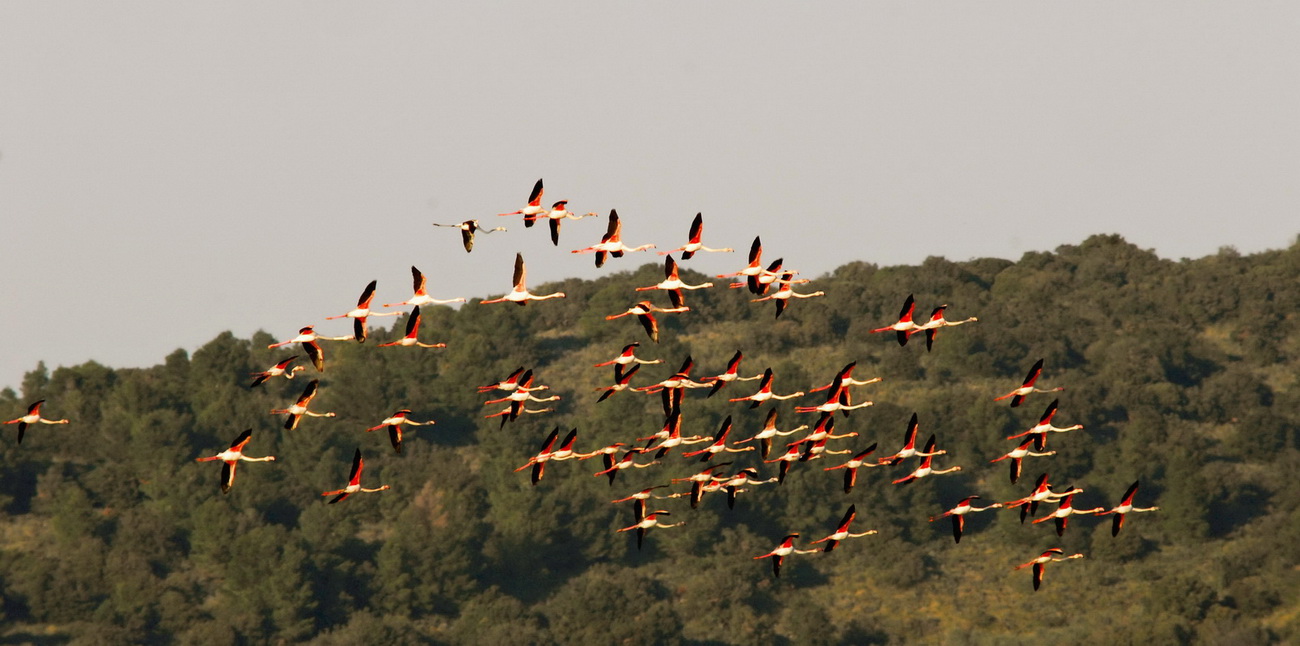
[432,219,507,252]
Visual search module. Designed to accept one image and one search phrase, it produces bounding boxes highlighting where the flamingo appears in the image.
[618,510,683,550]
[698,351,764,398]
[892,436,961,484]
[483,374,558,407]
[636,256,714,309]
[929,496,1002,543]
[823,444,882,493]
[729,368,805,409]
[669,462,735,508]
[754,533,819,578]
[751,271,824,318]
[324,279,401,342]
[989,438,1056,484]
[267,326,350,372]
[571,209,654,266]
[382,266,467,309]
[729,257,793,295]
[805,361,882,403]
[595,342,662,383]
[1001,473,1084,523]
[877,414,946,465]
[681,415,756,462]
[480,253,566,305]
[809,505,878,552]
[365,408,434,454]
[321,448,390,503]
[4,400,69,444]
[606,300,689,344]
[799,436,854,463]
[478,367,529,393]
[1032,493,1106,536]
[634,355,706,416]
[643,410,711,459]
[1097,480,1160,536]
[800,413,858,444]
[659,212,733,260]
[994,359,1064,408]
[594,448,659,486]
[869,294,920,346]
[377,306,447,349]
[514,427,561,485]
[716,467,777,509]
[1006,399,1083,451]
[611,485,671,521]
[496,178,545,227]
[432,219,506,252]
[484,402,554,427]
[595,364,641,403]
[764,441,808,484]
[270,379,336,430]
[913,304,978,351]
[795,384,876,415]
[715,236,763,285]
[734,408,808,459]
[580,442,629,481]
[1014,548,1084,591]
[249,356,306,388]
[548,429,589,462]
[194,429,275,493]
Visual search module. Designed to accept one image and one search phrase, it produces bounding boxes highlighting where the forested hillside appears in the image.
[2,234,1297,645]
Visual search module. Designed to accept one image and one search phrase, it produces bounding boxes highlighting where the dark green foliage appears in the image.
[2,235,1298,643]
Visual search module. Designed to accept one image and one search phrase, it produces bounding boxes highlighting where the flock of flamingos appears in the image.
[4,178,1158,591]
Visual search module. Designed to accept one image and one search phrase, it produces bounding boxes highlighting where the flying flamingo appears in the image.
[715,467,777,509]
[1006,399,1084,451]
[823,443,882,493]
[611,485,671,521]
[659,212,734,260]
[5,400,69,444]
[892,436,961,484]
[870,294,920,346]
[809,505,878,552]
[483,374,558,407]
[681,415,756,462]
[1014,548,1084,591]
[594,342,663,380]
[571,209,654,266]
[728,368,805,409]
[606,300,689,344]
[594,448,659,486]
[595,364,641,403]
[377,306,447,349]
[537,200,600,246]
[805,362,882,414]
[751,271,824,318]
[267,326,350,372]
[432,219,506,252]
[1032,493,1106,536]
[479,253,566,305]
[715,236,763,285]
[643,410,711,459]
[514,427,561,485]
[929,496,1002,543]
[764,441,808,484]
[1097,480,1160,537]
[249,356,305,388]
[321,448,390,504]
[729,257,793,295]
[634,355,706,416]
[365,408,434,454]
[382,266,467,309]
[800,413,859,444]
[478,367,529,394]
[618,510,683,550]
[699,351,763,398]
[669,462,735,508]
[994,359,1064,408]
[1001,473,1084,523]
[795,385,876,416]
[989,438,1056,484]
[799,436,855,463]
[194,429,275,493]
[324,279,401,342]
[636,256,714,309]
[270,379,336,430]
[913,304,978,351]
[734,408,808,459]
[877,414,946,465]
[754,533,819,578]
[496,178,545,227]
[484,402,554,427]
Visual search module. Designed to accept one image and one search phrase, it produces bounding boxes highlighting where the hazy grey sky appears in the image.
[2,2,1297,392]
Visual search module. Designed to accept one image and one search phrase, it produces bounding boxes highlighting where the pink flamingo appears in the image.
[751,271,824,318]
[611,485,671,521]
[989,437,1056,484]
[194,429,275,493]
[636,255,714,309]
[377,306,447,349]
[595,364,642,403]
[479,254,566,305]
[594,342,663,379]
[913,304,978,351]
[249,356,305,388]
[324,279,401,342]
[514,427,561,485]
[929,496,1002,543]
[754,533,819,578]
[270,379,336,430]
[892,436,961,484]
[823,443,882,493]
[322,448,390,503]
[681,415,756,462]
[594,448,659,486]
[267,326,350,372]
[1032,492,1105,536]
[1014,548,1083,591]
[538,200,599,246]
[734,408,807,459]
[877,414,946,465]
[5,400,69,444]
[478,367,528,393]
[365,408,434,454]
[1006,399,1083,451]
[496,178,545,226]
[659,212,733,260]
[1001,473,1084,523]
[715,236,764,287]
[995,359,1064,408]
[728,368,805,409]
[618,510,683,549]
[382,266,467,309]
[1097,480,1160,536]
[700,351,763,398]
[870,294,920,346]
[571,209,654,266]
[606,300,689,344]
[809,505,878,552]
